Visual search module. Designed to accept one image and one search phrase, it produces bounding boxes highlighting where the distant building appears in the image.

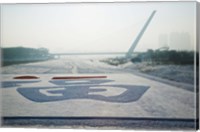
[158,32,192,51]
[169,32,192,51]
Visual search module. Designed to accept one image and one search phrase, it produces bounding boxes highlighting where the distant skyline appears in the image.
[1,2,196,53]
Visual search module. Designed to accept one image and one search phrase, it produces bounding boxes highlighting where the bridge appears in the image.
[50,52,139,58]
[51,52,127,56]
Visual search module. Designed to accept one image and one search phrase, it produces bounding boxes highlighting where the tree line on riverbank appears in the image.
[101,49,198,66]
[1,47,54,66]
[131,49,197,65]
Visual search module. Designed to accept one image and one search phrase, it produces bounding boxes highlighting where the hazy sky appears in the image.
[1,2,196,53]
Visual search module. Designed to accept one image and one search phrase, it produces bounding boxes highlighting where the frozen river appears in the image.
[1,57,197,129]
[2,57,124,74]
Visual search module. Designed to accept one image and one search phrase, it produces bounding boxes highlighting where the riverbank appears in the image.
[121,62,195,85]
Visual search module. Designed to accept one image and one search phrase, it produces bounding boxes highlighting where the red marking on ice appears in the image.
[13,76,39,79]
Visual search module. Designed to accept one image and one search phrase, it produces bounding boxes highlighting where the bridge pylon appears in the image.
[126,10,156,58]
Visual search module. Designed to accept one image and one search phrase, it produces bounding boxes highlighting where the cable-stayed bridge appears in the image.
[51,10,156,59]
